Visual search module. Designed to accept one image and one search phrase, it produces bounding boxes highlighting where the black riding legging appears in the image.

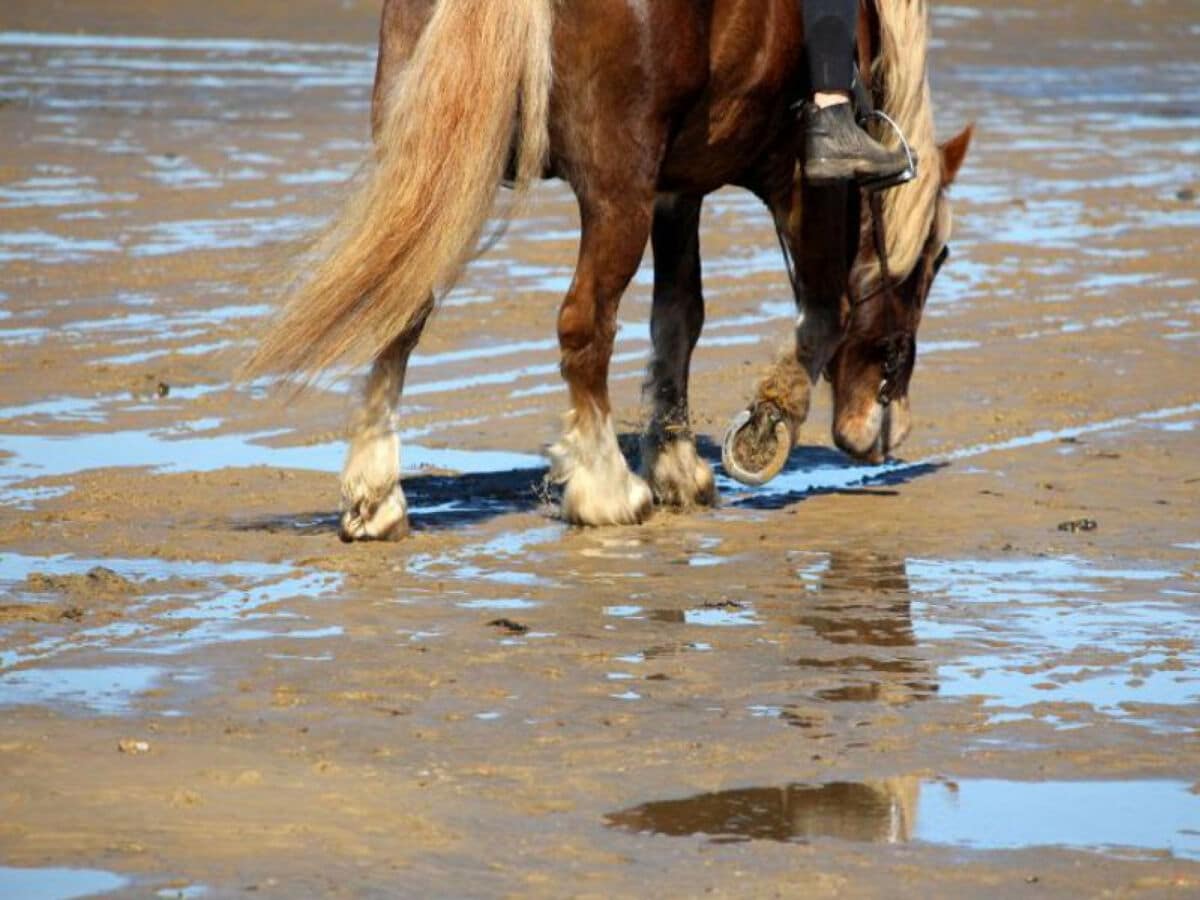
[803,0,858,93]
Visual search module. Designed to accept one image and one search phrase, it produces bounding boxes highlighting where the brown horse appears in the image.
[245,0,971,540]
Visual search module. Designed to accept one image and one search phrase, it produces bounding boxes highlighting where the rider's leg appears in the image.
[801,0,911,187]
[805,0,858,102]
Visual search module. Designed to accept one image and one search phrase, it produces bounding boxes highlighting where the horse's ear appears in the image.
[939,124,974,185]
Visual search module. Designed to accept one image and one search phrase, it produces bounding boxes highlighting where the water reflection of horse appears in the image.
[792,549,936,704]
[246,0,971,541]
[610,550,928,844]
[607,778,921,845]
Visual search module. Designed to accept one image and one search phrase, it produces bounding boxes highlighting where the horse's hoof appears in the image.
[721,407,793,486]
[641,437,716,509]
[560,470,653,527]
[338,489,410,542]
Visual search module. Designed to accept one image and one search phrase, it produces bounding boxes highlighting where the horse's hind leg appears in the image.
[549,193,656,526]
[338,299,433,542]
[336,2,436,543]
[640,193,715,509]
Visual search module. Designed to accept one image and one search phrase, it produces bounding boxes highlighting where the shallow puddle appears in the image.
[0,664,173,715]
[608,778,1200,860]
[0,552,345,695]
[732,548,1200,730]
[407,525,561,587]
[0,427,544,504]
[0,866,128,900]
[908,557,1200,726]
[648,605,760,628]
[0,551,290,585]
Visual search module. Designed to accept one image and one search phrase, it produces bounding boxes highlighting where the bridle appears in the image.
[852,193,950,406]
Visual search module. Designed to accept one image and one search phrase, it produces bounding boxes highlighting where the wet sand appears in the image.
[1,0,1199,896]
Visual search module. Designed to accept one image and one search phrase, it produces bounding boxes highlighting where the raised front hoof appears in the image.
[559,470,653,527]
[641,438,716,510]
[722,405,794,487]
[338,489,410,543]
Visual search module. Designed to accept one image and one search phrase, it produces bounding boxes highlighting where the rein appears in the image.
[860,190,913,406]
[849,190,896,310]
[849,108,918,311]
[848,102,922,407]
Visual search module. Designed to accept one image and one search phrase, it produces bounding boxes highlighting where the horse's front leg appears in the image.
[639,193,715,509]
[548,194,655,526]
[338,300,433,541]
[723,348,812,487]
[723,182,850,485]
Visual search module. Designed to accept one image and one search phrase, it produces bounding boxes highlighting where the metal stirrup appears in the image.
[863,109,918,188]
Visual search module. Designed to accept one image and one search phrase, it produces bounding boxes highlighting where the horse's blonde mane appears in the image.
[852,0,938,293]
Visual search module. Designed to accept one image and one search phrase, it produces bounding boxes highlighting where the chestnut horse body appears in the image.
[246,0,970,540]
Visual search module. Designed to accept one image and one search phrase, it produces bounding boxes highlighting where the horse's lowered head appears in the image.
[827,125,972,463]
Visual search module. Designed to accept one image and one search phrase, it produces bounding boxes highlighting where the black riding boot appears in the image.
[802,101,911,187]
[802,0,911,188]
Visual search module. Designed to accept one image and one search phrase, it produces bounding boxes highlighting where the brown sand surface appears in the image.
[1,1,1198,897]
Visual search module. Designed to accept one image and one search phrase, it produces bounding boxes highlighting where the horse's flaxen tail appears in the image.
[243,0,554,385]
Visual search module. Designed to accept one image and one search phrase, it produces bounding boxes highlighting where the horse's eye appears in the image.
[933,245,950,276]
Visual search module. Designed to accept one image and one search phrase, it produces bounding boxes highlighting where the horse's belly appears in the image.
[659,99,789,194]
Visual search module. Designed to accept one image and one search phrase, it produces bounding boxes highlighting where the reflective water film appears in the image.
[608,779,1200,860]
[0,866,128,900]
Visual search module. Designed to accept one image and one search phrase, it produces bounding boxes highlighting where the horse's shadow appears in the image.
[233,465,552,537]
[692,435,947,511]
[234,435,944,537]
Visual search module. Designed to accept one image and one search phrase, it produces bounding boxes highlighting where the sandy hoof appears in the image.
[548,412,653,526]
[721,406,794,487]
[641,436,716,509]
[339,421,409,541]
[339,485,410,542]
